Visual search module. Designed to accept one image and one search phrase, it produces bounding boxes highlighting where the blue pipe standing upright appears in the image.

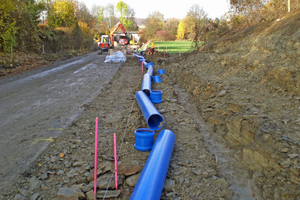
[135,91,164,130]
[130,129,176,200]
[141,74,151,96]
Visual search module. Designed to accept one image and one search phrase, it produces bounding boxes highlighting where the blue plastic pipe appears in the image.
[146,65,153,77]
[135,91,164,130]
[130,129,175,200]
[146,62,153,69]
[141,74,151,96]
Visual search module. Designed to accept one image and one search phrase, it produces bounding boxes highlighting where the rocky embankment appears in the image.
[156,11,300,200]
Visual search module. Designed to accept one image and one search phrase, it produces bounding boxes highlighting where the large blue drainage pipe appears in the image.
[146,65,153,77]
[141,74,151,96]
[146,62,153,69]
[135,91,164,130]
[130,129,175,200]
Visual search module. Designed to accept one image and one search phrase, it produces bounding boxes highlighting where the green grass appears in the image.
[151,41,194,54]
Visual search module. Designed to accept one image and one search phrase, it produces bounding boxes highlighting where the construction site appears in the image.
[1,8,300,200]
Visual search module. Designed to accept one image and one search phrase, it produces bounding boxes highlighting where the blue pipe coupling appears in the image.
[135,91,164,130]
[130,129,175,200]
[141,74,151,96]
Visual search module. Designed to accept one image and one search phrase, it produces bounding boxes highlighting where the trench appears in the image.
[173,84,263,200]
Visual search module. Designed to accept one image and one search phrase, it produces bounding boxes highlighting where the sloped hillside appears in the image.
[151,11,300,199]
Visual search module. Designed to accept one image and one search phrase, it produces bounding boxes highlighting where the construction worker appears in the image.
[150,41,155,54]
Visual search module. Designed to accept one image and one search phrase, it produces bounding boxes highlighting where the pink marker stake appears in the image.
[114,133,118,190]
[94,118,98,200]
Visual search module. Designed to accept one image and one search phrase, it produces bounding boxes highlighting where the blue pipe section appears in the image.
[146,62,153,69]
[130,129,175,200]
[135,91,164,130]
[141,74,151,96]
[146,65,153,77]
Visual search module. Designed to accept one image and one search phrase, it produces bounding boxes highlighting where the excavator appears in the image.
[98,21,128,54]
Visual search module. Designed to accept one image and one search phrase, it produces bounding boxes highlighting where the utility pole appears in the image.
[288,0,290,12]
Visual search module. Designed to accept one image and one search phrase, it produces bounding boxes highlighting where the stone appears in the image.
[208,117,224,125]
[85,190,94,200]
[281,159,293,168]
[30,193,39,200]
[66,172,77,178]
[81,184,94,193]
[29,177,41,191]
[117,163,140,176]
[192,169,202,175]
[57,188,84,200]
[57,170,65,175]
[97,190,121,198]
[18,188,31,198]
[288,154,298,158]
[40,173,48,180]
[217,90,227,97]
[50,156,58,162]
[164,179,175,192]
[125,172,141,186]
[14,194,27,200]
[72,161,87,167]
[226,103,244,113]
[159,109,166,114]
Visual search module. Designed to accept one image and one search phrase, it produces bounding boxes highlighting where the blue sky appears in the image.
[81,0,230,19]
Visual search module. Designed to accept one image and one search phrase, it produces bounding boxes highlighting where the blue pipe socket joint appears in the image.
[130,129,175,200]
[135,91,164,130]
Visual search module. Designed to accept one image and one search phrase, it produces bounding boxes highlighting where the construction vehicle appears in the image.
[98,21,140,54]
[109,21,127,48]
[97,35,110,54]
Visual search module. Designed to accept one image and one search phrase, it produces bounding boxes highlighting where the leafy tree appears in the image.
[184,4,207,49]
[47,0,77,28]
[0,0,18,52]
[105,3,116,27]
[116,1,132,29]
[176,21,185,40]
[164,18,179,37]
[145,11,164,39]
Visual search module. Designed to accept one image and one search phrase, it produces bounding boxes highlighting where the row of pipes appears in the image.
[130,54,175,200]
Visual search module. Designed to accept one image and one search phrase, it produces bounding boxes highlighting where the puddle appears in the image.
[174,85,262,200]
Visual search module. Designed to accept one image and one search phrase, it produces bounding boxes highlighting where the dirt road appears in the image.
[0,52,121,193]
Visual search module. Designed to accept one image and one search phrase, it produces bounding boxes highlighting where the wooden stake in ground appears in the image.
[94,118,98,200]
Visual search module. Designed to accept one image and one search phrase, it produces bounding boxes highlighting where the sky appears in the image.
[81,0,230,20]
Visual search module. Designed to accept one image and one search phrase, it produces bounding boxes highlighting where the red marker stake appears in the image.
[114,133,118,190]
[94,118,98,200]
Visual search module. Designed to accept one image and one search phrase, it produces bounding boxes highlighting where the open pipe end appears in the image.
[142,89,150,97]
[148,114,164,130]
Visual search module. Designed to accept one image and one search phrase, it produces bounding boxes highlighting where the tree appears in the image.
[0,0,18,52]
[144,11,164,39]
[176,21,185,40]
[164,18,179,37]
[47,0,77,28]
[116,1,132,29]
[184,4,207,49]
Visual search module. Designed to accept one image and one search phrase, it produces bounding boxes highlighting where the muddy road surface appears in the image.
[0,52,121,193]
